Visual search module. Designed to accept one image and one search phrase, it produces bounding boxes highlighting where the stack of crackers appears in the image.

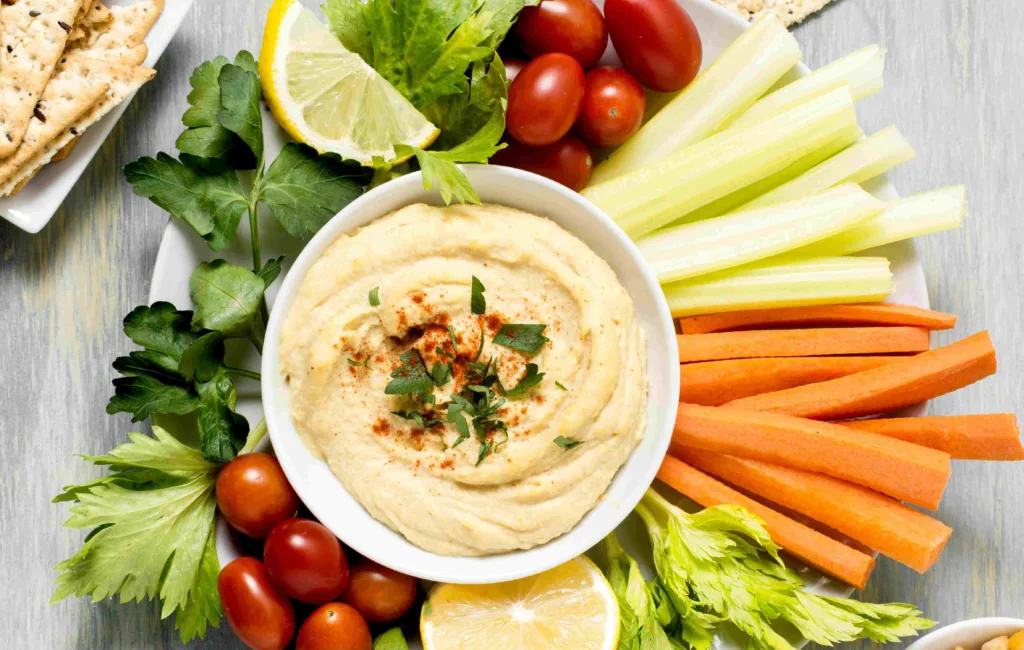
[0,0,164,197]
[711,0,838,26]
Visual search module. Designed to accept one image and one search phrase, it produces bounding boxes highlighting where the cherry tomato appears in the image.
[514,0,608,70]
[503,57,527,85]
[604,0,702,92]
[264,518,350,604]
[218,557,295,650]
[295,602,371,650]
[507,53,586,146]
[575,67,646,147]
[491,135,593,191]
[343,560,418,624]
[216,453,300,539]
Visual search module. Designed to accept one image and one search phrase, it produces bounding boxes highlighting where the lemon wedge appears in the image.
[259,0,439,165]
[420,556,620,650]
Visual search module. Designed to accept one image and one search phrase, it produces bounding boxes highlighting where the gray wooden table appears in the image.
[1,1,1021,647]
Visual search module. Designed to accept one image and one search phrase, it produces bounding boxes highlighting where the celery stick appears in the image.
[640,184,885,284]
[660,125,864,229]
[581,87,860,240]
[589,13,801,185]
[791,186,966,256]
[662,257,893,317]
[742,126,915,211]
[726,45,886,131]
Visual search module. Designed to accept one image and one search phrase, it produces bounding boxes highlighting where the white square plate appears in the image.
[0,0,194,233]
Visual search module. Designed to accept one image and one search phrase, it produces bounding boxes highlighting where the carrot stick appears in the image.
[725,331,998,419]
[680,356,900,405]
[672,403,951,509]
[673,447,953,573]
[658,455,876,589]
[677,326,931,363]
[843,415,1024,461]
[679,303,957,334]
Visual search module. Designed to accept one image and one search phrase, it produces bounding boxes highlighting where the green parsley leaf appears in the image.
[178,332,226,383]
[256,256,284,288]
[323,0,373,62]
[216,62,263,162]
[231,50,259,78]
[493,323,548,355]
[385,349,434,396]
[369,286,380,306]
[259,143,368,239]
[553,435,583,450]
[373,627,410,650]
[348,357,370,368]
[189,260,267,345]
[391,410,444,428]
[446,324,459,355]
[175,54,256,171]
[107,376,199,423]
[475,439,494,466]
[555,381,568,391]
[505,363,545,398]
[124,153,249,251]
[431,361,453,387]
[121,302,199,369]
[196,373,250,463]
[471,275,486,314]
[423,54,507,150]
[51,427,222,642]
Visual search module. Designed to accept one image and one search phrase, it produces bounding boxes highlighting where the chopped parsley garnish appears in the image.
[384,349,433,396]
[446,324,459,355]
[493,324,548,355]
[391,410,444,428]
[555,381,568,391]
[505,363,545,398]
[554,436,583,450]
[430,361,453,387]
[348,357,370,367]
[471,276,486,314]
[369,286,380,306]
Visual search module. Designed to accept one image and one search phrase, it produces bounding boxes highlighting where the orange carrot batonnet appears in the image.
[680,356,899,406]
[843,414,1024,461]
[672,402,951,509]
[677,326,931,363]
[679,303,958,334]
[724,331,998,420]
[673,447,953,574]
[658,455,876,589]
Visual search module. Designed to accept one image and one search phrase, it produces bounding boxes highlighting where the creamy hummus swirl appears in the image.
[280,203,648,555]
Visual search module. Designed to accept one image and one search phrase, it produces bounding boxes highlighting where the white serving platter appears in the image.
[0,0,195,234]
[144,0,931,647]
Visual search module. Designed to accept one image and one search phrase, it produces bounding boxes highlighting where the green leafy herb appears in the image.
[348,357,371,368]
[555,381,568,391]
[505,363,544,398]
[216,61,263,161]
[431,361,453,387]
[178,332,226,383]
[259,143,368,239]
[196,373,250,463]
[634,489,935,650]
[189,260,267,349]
[471,275,486,314]
[475,439,494,466]
[446,324,459,355]
[256,256,284,287]
[369,286,381,306]
[553,436,583,450]
[603,532,678,650]
[392,410,444,428]
[385,349,434,396]
[373,627,410,650]
[493,323,548,355]
[51,427,223,643]
[424,55,508,150]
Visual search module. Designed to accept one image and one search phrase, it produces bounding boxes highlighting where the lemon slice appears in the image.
[420,556,620,650]
[259,0,439,165]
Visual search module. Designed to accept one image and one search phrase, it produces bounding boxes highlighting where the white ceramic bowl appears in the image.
[906,618,1024,650]
[260,165,680,584]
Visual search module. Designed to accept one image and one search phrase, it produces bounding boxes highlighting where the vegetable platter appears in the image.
[48,0,1022,649]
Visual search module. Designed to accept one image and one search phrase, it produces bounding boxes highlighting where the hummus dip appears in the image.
[279,203,648,556]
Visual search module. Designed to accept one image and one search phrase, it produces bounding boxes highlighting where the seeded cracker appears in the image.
[0,55,155,195]
[712,0,837,26]
[0,55,107,193]
[0,0,84,157]
[68,0,112,48]
[65,0,161,60]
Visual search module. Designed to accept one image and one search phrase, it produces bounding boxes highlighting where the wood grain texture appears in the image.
[0,0,1020,647]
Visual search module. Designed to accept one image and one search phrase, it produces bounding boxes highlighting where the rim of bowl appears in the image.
[260,165,679,583]
[906,618,1024,650]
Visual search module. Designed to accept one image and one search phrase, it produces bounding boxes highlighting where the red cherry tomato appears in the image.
[514,0,608,70]
[506,53,586,146]
[216,453,300,539]
[604,0,702,92]
[295,602,372,650]
[264,518,350,604]
[503,57,527,85]
[575,67,646,147]
[343,560,418,624]
[491,135,593,191]
[218,557,295,650]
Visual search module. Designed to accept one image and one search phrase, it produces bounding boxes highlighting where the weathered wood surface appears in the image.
[0,0,1020,647]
